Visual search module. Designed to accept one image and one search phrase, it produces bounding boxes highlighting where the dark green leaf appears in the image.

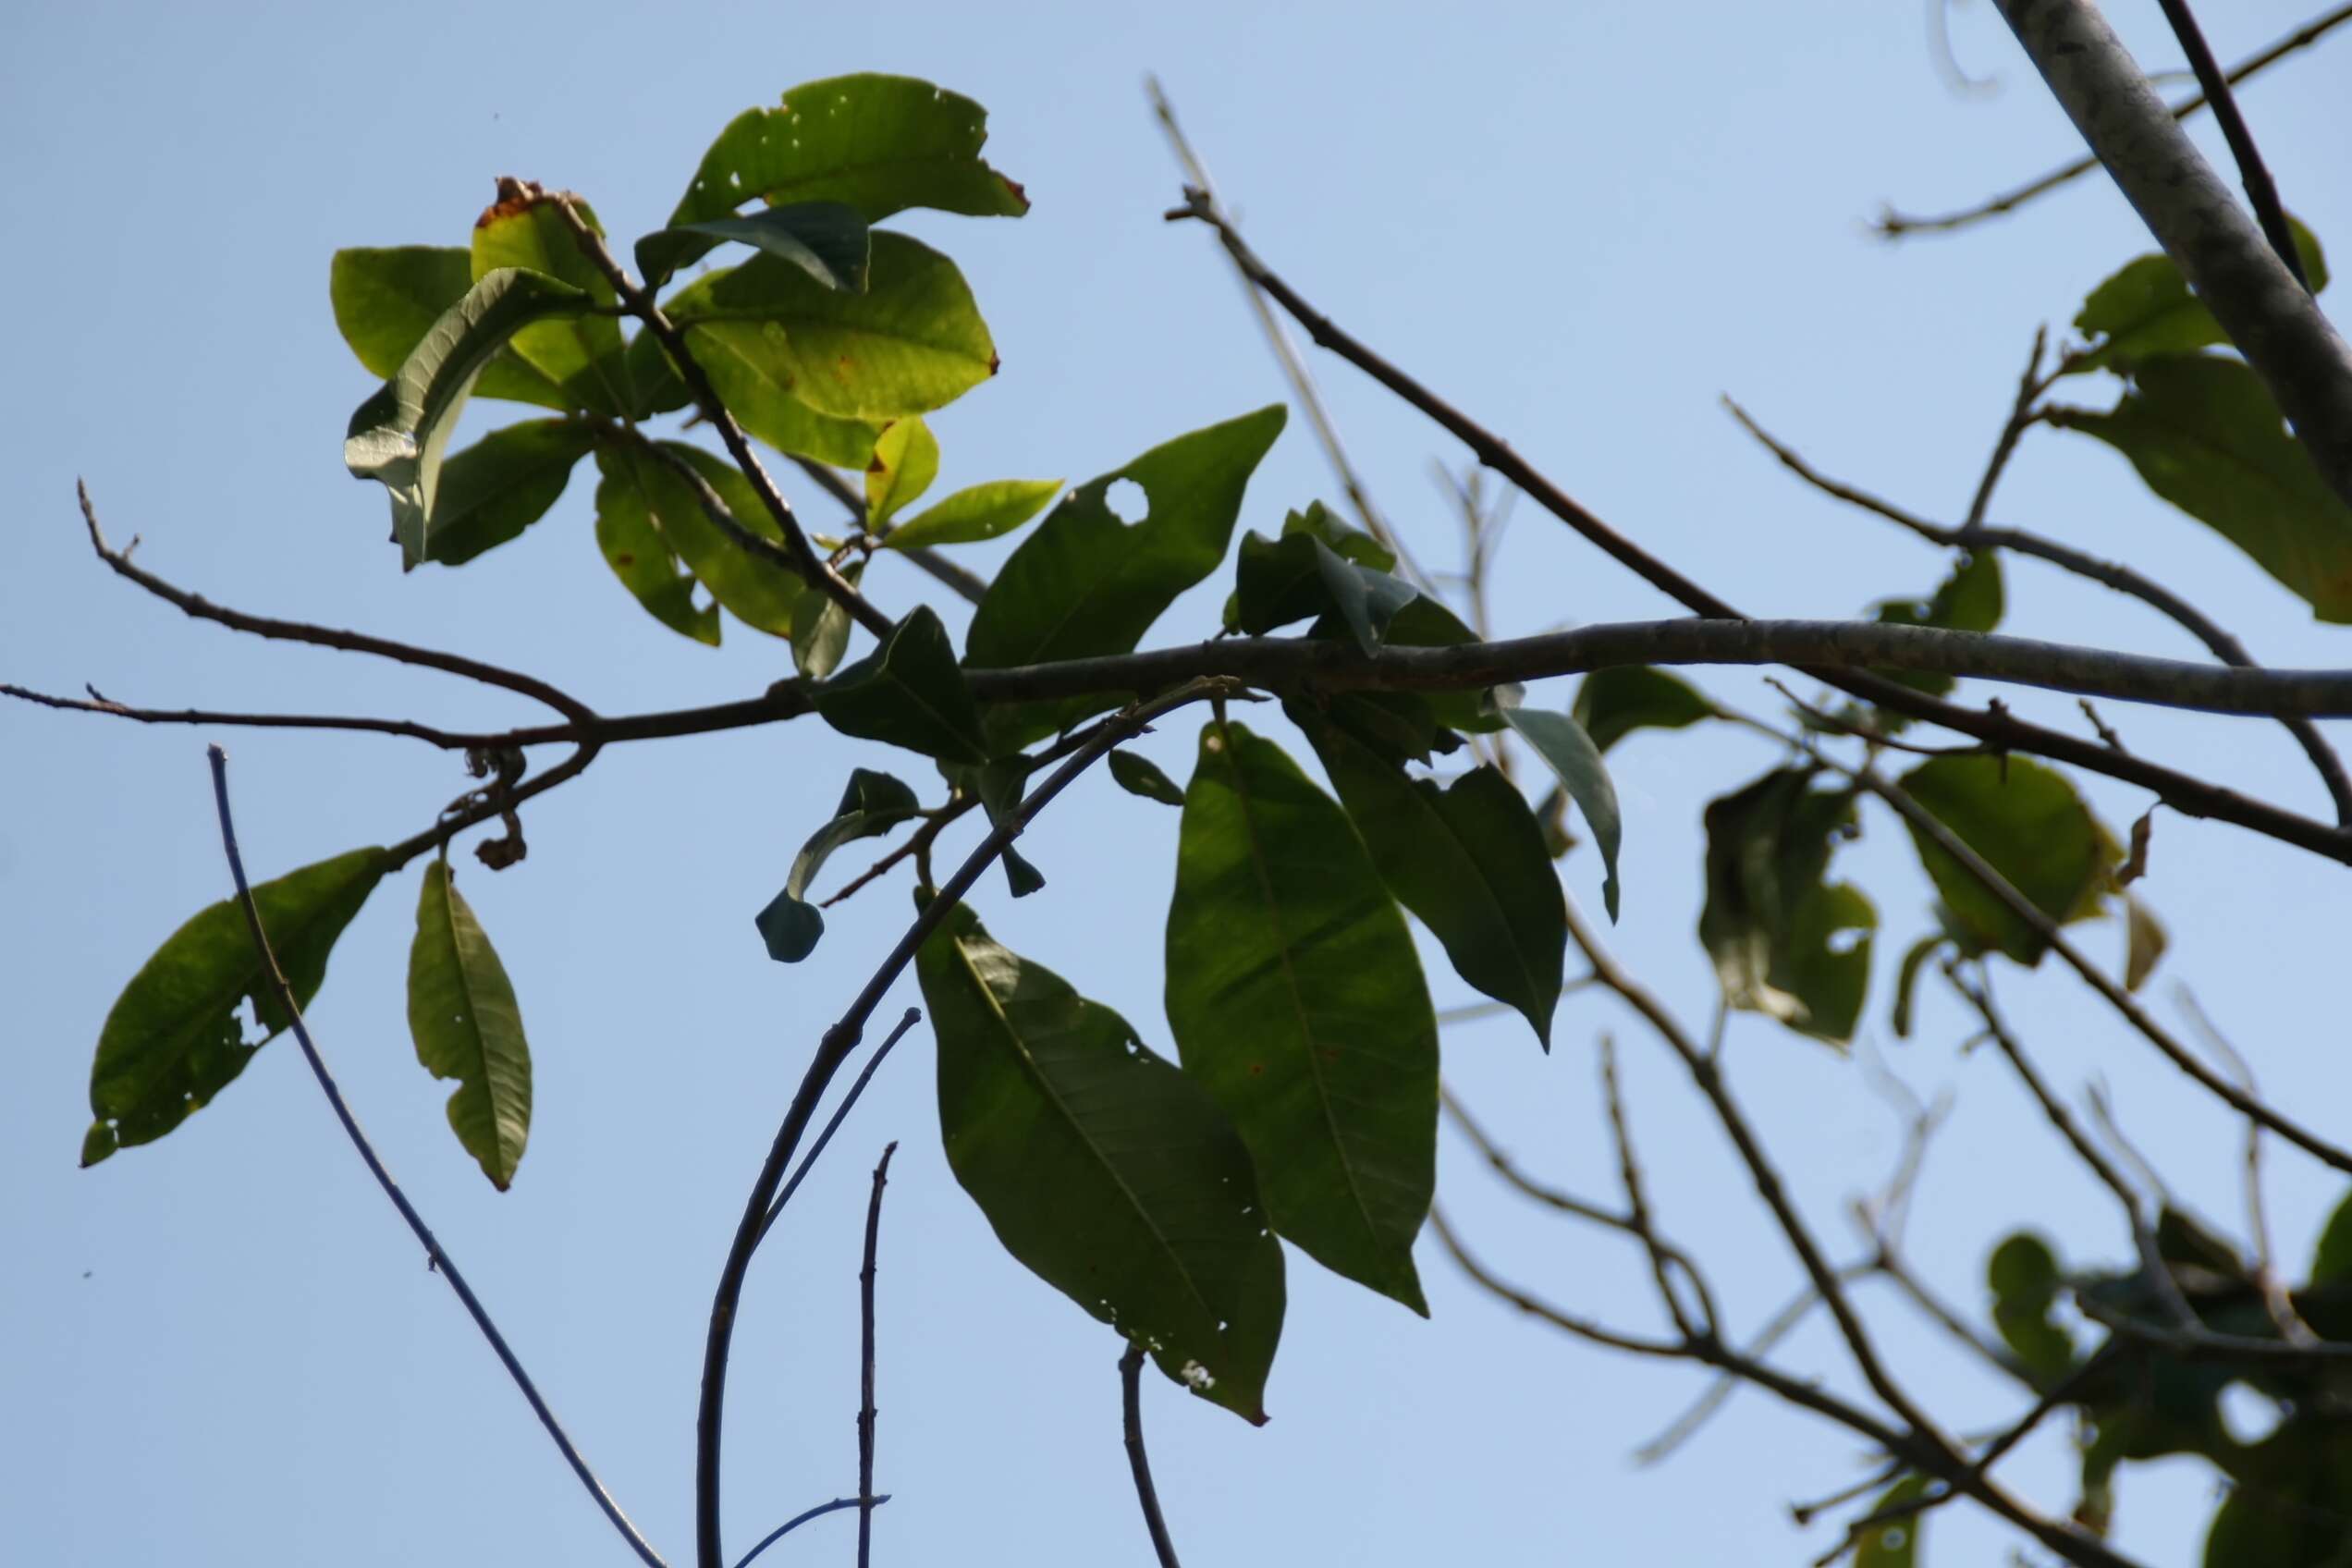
[346,267,594,568]
[471,195,632,416]
[647,441,806,636]
[919,903,1284,1423]
[790,565,861,679]
[1868,550,2004,701]
[2068,215,2328,375]
[1855,1475,1930,1568]
[2199,1418,2352,1568]
[1697,770,1876,1043]
[422,420,596,567]
[638,75,1028,287]
[2050,354,2352,621]
[2309,1190,2352,1288]
[967,406,1286,751]
[880,479,1062,551]
[1230,504,1410,645]
[82,848,387,1166]
[328,247,567,409]
[1295,705,1564,1048]
[672,202,871,291]
[814,606,988,765]
[1987,1231,2076,1386]
[940,756,1048,899]
[1895,754,2114,965]
[864,417,939,526]
[754,769,921,962]
[1571,666,1715,754]
[666,234,995,423]
[406,860,532,1189]
[1313,691,1461,767]
[591,444,721,644]
[1375,595,1505,733]
[1165,721,1437,1313]
[624,326,690,419]
[1889,933,1948,1040]
[1108,749,1185,806]
[1490,692,1622,921]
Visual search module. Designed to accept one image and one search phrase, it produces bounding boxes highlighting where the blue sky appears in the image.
[5,2,2349,1563]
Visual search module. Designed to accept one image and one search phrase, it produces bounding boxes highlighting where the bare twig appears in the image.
[2178,989,2320,1345]
[730,1497,889,1568]
[857,1143,898,1568]
[1966,329,2051,528]
[789,454,988,606]
[1598,1037,1697,1338]
[2150,0,2309,288]
[204,746,667,1568]
[754,1012,922,1249]
[1120,1342,1183,1568]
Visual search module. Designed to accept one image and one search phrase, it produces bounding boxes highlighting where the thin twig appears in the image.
[730,1497,889,1568]
[1599,1036,1696,1338]
[2151,0,2310,288]
[857,1143,899,1568]
[1120,1342,1183,1568]
[1966,328,2050,527]
[2178,989,2320,1345]
[788,454,989,606]
[754,1012,922,1248]
[204,746,667,1568]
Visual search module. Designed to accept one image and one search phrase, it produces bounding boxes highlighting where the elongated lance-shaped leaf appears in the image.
[671,201,871,292]
[1165,720,1437,1313]
[407,860,533,1189]
[919,902,1284,1423]
[590,444,721,644]
[329,247,567,409]
[422,419,596,567]
[1108,749,1185,806]
[638,75,1028,286]
[82,848,387,1167]
[812,605,989,765]
[1488,691,1623,920]
[879,478,1061,551]
[345,267,593,569]
[1293,704,1565,1048]
[472,192,632,416]
[754,769,923,962]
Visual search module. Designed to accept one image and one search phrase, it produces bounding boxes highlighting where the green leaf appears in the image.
[82,848,388,1166]
[650,276,881,466]
[1889,933,1948,1039]
[2310,1190,2352,1288]
[1294,704,1564,1048]
[345,267,594,568]
[672,201,871,292]
[1987,1231,2076,1387]
[1855,1476,1929,1568]
[967,407,1287,751]
[1697,770,1877,1043]
[1164,720,1437,1313]
[754,769,922,962]
[666,234,995,423]
[790,570,860,680]
[638,74,1027,286]
[1895,754,2114,965]
[624,326,691,420]
[1229,504,1409,644]
[813,606,988,765]
[1571,666,1715,754]
[328,247,568,409]
[880,479,1062,551]
[591,443,721,644]
[918,902,1284,1423]
[937,757,1048,899]
[1108,749,1185,806]
[1868,550,2004,701]
[864,417,939,527]
[644,441,806,637]
[471,194,632,416]
[2050,354,2352,621]
[406,860,533,1190]
[1375,595,1506,733]
[421,420,596,567]
[1489,692,1623,921]
[2067,215,2328,375]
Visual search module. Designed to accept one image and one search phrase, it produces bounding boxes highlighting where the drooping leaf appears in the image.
[1489,692,1623,921]
[1697,769,1876,1043]
[1895,754,2114,965]
[1986,1231,2076,1388]
[1854,1476,1930,1568]
[813,606,988,765]
[82,848,388,1165]
[1295,704,1564,1048]
[1165,721,1438,1313]
[1108,749,1185,806]
[880,479,1062,551]
[939,756,1049,899]
[406,860,532,1189]
[422,420,596,567]
[864,417,939,527]
[665,235,995,423]
[2049,354,2352,622]
[1868,550,2004,701]
[966,407,1286,750]
[1229,503,1410,647]
[2066,215,2328,376]
[754,769,922,962]
[671,202,871,292]
[638,75,1027,287]
[328,247,568,409]
[918,903,1284,1423]
[591,444,721,644]
[790,564,862,679]
[2125,894,2167,992]
[1889,933,1948,1039]
[644,441,806,636]
[471,193,632,416]
[345,267,594,568]
[1571,666,1715,754]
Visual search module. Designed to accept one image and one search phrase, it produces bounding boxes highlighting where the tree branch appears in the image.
[2149,0,2309,288]
[1120,1342,1183,1568]
[857,1143,897,1568]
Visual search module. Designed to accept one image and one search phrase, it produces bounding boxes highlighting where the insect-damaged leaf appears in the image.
[1571,666,1715,754]
[1855,1475,1930,1568]
[813,605,989,765]
[407,860,533,1189]
[82,848,388,1166]
[637,74,1028,287]
[671,201,872,292]
[471,193,633,417]
[1294,704,1564,1049]
[755,769,922,962]
[421,420,597,567]
[1895,753,2115,966]
[1489,692,1623,921]
[1165,721,1437,1314]
[2064,215,2327,376]
[591,444,722,645]
[1697,769,1876,1044]
[967,406,1286,751]
[329,246,568,410]
[917,903,1284,1423]
[345,267,594,569]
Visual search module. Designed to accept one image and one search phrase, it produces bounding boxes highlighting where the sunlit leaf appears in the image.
[471,193,632,416]
[1698,770,1875,1043]
[880,479,1061,551]
[329,247,568,409]
[1571,666,1715,754]
[1895,754,2114,965]
[1489,692,1622,921]
[407,860,532,1189]
[642,441,806,636]
[754,769,921,962]
[591,444,721,644]
[864,417,939,527]
[422,420,596,567]
[672,201,871,292]
[1108,749,1185,806]
[2066,215,2327,375]
[813,606,989,764]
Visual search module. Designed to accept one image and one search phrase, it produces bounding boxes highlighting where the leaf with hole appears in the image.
[471,194,632,416]
[1697,769,1876,1043]
[407,860,532,1189]
[1895,754,2114,965]
[329,247,567,410]
[1488,691,1622,921]
[81,847,388,1166]
[671,201,871,292]
[1165,720,1437,1313]
[1108,750,1185,806]
[1855,1475,1929,1568]
[813,606,989,765]
[918,902,1284,1423]
[421,420,596,567]
[754,769,922,962]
